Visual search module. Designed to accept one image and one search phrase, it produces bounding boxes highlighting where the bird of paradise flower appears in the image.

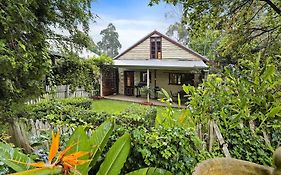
[9,130,90,175]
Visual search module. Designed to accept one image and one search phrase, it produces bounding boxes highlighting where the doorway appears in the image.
[124,71,134,96]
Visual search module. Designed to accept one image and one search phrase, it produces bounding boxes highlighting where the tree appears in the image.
[166,22,189,45]
[0,0,94,120]
[164,6,220,62]
[188,30,221,63]
[97,23,122,58]
[150,0,281,64]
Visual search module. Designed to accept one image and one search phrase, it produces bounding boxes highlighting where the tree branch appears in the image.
[248,24,281,41]
[244,3,267,25]
[260,0,281,16]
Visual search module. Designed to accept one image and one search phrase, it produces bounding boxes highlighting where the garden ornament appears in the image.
[193,147,281,175]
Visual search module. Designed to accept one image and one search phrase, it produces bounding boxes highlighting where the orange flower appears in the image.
[10,130,90,175]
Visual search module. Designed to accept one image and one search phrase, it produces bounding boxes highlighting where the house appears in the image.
[101,30,209,100]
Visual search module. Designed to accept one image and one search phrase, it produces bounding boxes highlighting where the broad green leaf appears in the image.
[97,133,131,175]
[65,127,91,175]
[10,167,61,175]
[0,142,34,172]
[126,167,173,175]
[89,120,114,166]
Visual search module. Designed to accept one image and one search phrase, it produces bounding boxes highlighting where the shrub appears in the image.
[181,57,281,166]
[59,97,92,109]
[126,126,214,175]
[22,98,108,126]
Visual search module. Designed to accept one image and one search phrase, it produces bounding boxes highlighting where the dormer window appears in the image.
[150,37,161,59]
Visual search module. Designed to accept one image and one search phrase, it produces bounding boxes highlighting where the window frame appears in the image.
[169,73,194,85]
[150,37,162,59]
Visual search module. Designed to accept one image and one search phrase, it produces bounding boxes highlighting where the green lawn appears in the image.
[91,99,137,114]
[91,99,183,118]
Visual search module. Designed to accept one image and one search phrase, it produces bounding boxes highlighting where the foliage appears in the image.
[225,126,272,165]
[166,22,189,45]
[22,98,159,129]
[97,133,130,175]
[1,120,171,175]
[97,23,122,57]
[180,56,281,165]
[18,97,211,174]
[127,167,172,175]
[188,30,221,66]
[0,142,34,172]
[89,120,114,167]
[140,86,154,97]
[23,98,109,128]
[150,0,281,65]
[0,0,95,118]
[126,126,214,175]
[92,54,113,68]
[51,54,98,92]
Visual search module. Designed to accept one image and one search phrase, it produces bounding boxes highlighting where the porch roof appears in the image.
[113,59,208,69]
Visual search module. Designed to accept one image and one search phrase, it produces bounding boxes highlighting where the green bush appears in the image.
[59,97,92,109]
[181,57,281,166]
[22,98,109,127]
[126,126,215,175]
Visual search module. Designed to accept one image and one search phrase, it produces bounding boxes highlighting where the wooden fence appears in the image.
[197,120,231,158]
[27,85,99,105]
[54,85,91,98]
[199,119,273,158]
[9,118,94,153]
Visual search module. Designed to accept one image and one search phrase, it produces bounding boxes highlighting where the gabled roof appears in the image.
[114,30,209,62]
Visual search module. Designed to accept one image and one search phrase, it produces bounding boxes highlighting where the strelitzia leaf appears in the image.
[0,142,34,172]
[10,167,62,175]
[126,167,173,175]
[97,133,131,175]
[89,119,114,167]
[65,127,91,175]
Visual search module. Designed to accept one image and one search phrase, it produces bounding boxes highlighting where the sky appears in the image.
[89,0,179,52]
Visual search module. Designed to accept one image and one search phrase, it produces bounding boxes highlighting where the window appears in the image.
[169,73,194,85]
[150,37,161,59]
[140,71,151,83]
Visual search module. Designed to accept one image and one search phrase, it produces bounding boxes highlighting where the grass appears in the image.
[91,99,137,114]
[91,99,183,118]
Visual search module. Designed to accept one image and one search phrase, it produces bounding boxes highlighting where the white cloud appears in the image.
[89,14,173,52]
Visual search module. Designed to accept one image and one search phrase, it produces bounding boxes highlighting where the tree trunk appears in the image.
[8,119,33,153]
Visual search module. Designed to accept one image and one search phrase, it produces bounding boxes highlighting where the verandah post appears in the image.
[147,68,150,102]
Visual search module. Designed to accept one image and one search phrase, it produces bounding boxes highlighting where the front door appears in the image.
[124,71,134,96]
[101,68,118,96]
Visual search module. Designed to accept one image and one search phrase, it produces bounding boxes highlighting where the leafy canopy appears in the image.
[151,0,281,63]
[0,0,94,117]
